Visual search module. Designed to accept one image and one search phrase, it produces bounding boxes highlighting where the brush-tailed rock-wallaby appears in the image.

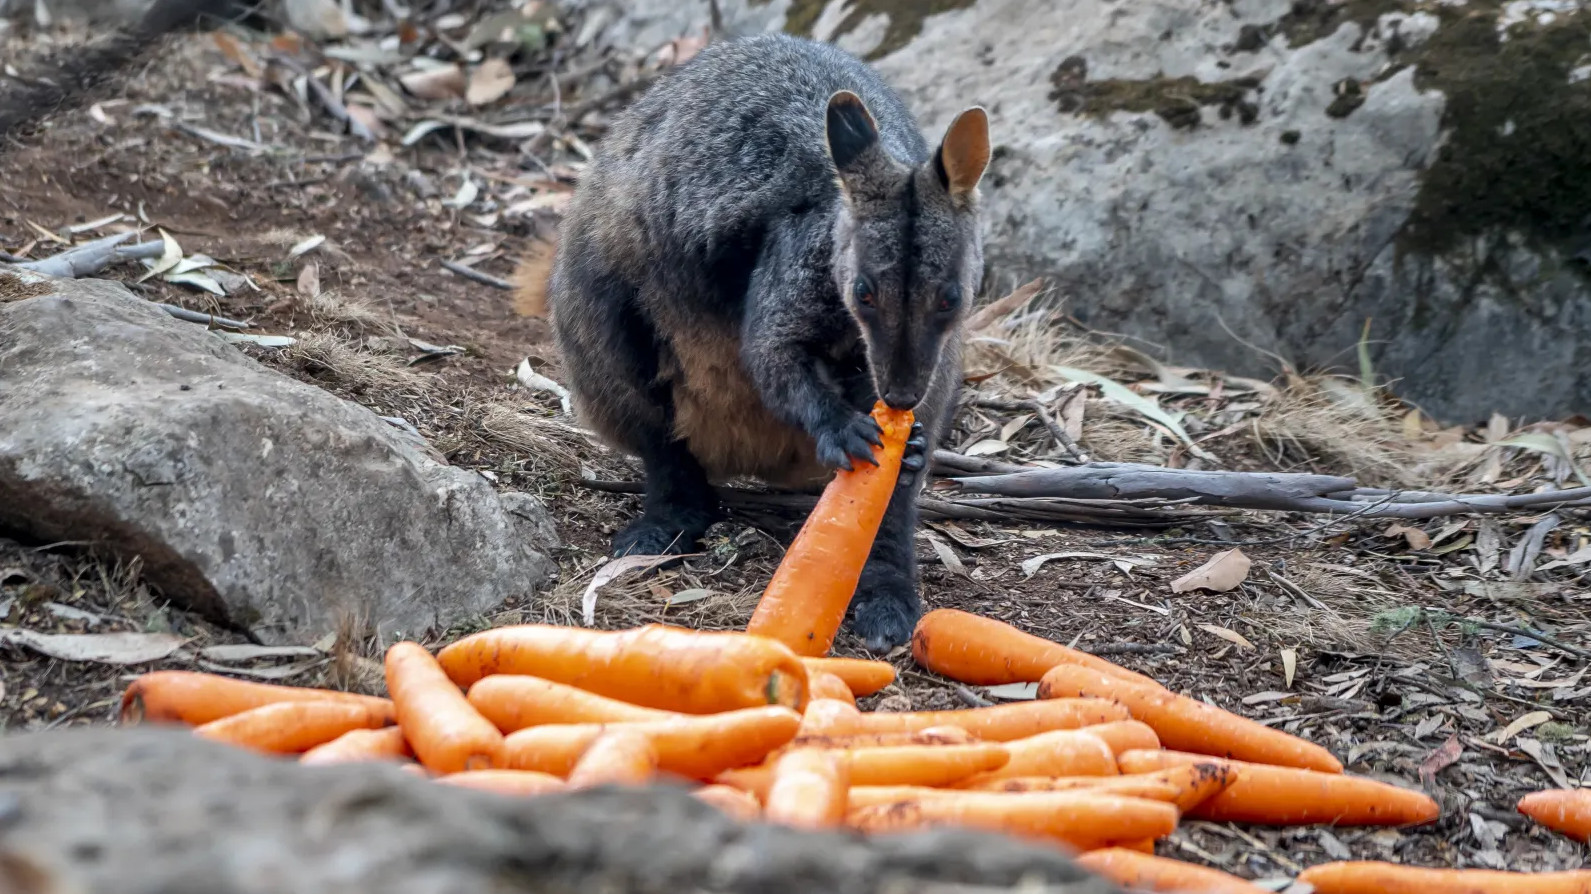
[542,33,990,652]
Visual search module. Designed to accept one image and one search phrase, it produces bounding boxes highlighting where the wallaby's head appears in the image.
[824,90,990,411]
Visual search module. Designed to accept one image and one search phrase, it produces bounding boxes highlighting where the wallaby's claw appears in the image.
[815,412,883,471]
[898,422,929,488]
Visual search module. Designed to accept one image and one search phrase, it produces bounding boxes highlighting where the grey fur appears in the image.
[545,33,989,651]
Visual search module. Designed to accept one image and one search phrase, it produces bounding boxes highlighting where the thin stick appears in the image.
[1426,609,1591,663]
[439,260,514,290]
[157,303,251,330]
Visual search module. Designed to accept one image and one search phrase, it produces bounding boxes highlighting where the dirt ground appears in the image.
[1,15,1587,884]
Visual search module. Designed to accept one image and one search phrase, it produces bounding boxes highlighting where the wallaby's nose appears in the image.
[883,389,921,410]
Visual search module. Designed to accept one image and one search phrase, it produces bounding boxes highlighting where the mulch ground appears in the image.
[1,10,1586,883]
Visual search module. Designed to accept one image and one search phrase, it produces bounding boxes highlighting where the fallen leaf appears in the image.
[0,629,186,664]
[1496,432,1591,487]
[1178,624,1193,646]
[581,554,694,625]
[466,57,516,106]
[1281,647,1298,688]
[197,644,322,662]
[400,63,466,100]
[287,234,325,259]
[196,658,325,680]
[926,535,965,575]
[444,177,480,210]
[136,228,182,283]
[166,271,226,295]
[964,278,1044,331]
[514,358,572,414]
[216,332,296,348]
[963,439,1009,457]
[1537,545,1591,571]
[1418,734,1463,787]
[999,414,1033,442]
[982,682,1039,701]
[1489,710,1553,745]
[1198,624,1255,650]
[1053,366,1205,456]
[297,262,321,298]
[1020,551,1126,578]
[1170,548,1252,594]
[664,587,714,606]
[1385,524,1432,551]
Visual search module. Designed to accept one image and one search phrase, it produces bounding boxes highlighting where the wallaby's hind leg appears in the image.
[613,439,722,557]
[551,258,722,559]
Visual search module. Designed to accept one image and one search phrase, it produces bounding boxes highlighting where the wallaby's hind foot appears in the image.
[611,504,721,558]
[847,562,921,654]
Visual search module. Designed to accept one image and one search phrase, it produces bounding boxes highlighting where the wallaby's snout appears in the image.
[882,388,922,410]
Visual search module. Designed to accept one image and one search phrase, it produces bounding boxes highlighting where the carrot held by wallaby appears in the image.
[193,700,392,754]
[1517,788,1591,842]
[763,749,850,828]
[1039,665,1343,774]
[1296,861,1591,894]
[1076,848,1270,893]
[385,641,504,774]
[745,402,914,657]
[800,656,896,696]
[845,790,1177,853]
[120,669,394,727]
[566,730,660,788]
[300,726,412,765]
[465,674,679,732]
[437,623,808,714]
[912,608,1161,688]
[1117,750,1438,826]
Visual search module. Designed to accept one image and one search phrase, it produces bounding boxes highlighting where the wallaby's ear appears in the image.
[933,106,990,202]
[825,90,881,174]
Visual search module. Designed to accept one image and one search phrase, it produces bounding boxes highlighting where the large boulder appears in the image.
[0,726,1128,894]
[566,0,1591,424]
[0,269,557,645]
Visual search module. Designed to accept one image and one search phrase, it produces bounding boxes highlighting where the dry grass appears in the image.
[1247,374,1418,487]
[475,403,601,477]
[304,289,390,329]
[281,331,427,394]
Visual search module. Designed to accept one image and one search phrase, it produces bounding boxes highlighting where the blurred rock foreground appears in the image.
[569,0,1591,424]
[0,726,1128,894]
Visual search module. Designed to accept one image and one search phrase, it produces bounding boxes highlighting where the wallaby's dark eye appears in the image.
[853,278,876,308]
[936,284,962,314]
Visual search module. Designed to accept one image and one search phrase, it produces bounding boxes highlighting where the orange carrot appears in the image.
[912,608,1161,688]
[1081,720,1161,755]
[1039,665,1343,774]
[801,656,896,696]
[787,726,978,749]
[435,769,566,796]
[300,726,412,765]
[193,700,392,754]
[385,641,504,774]
[1076,848,1269,893]
[120,669,394,727]
[497,706,801,780]
[693,784,763,820]
[963,763,1235,813]
[745,402,914,656]
[956,728,1118,784]
[437,623,808,713]
[799,696,1128,741]
[566,730,660,788]
[717,742,1010,799]
[1117,839,1156,855]
[846,790,1177,852]
[1297,861,1591,894]
[808,670,858,706]
[1518,789,1591,842]
[465,674,679,732]
[1117,750,1439,826]
[764,749,850,829]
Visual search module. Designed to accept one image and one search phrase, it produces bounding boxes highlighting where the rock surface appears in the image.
[0,726,1129,894]
[0,269,557,645]
[566,0,1591,423]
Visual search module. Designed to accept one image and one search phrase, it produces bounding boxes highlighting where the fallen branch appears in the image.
[1424,609,1591,664]
[440,259,514,290]
[156,303,251,330]
[950,463,1591,520]
[9,233,165,278]
[929,449,1028,477]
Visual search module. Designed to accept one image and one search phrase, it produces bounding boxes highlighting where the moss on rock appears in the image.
[751,0,976,60]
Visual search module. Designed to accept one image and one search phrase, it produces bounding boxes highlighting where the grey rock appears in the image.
[0,269,557,645]
[563,0,1591,423]
[0,726,1129,894]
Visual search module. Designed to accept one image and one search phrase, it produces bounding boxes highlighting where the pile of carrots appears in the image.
[112,404,1589,893]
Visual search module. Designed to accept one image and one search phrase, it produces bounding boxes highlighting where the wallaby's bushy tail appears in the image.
[0,0,238,145]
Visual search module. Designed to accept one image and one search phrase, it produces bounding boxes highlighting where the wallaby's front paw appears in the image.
[846,565,921,653]
[898,421,927,489]
[814,412,883,471]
